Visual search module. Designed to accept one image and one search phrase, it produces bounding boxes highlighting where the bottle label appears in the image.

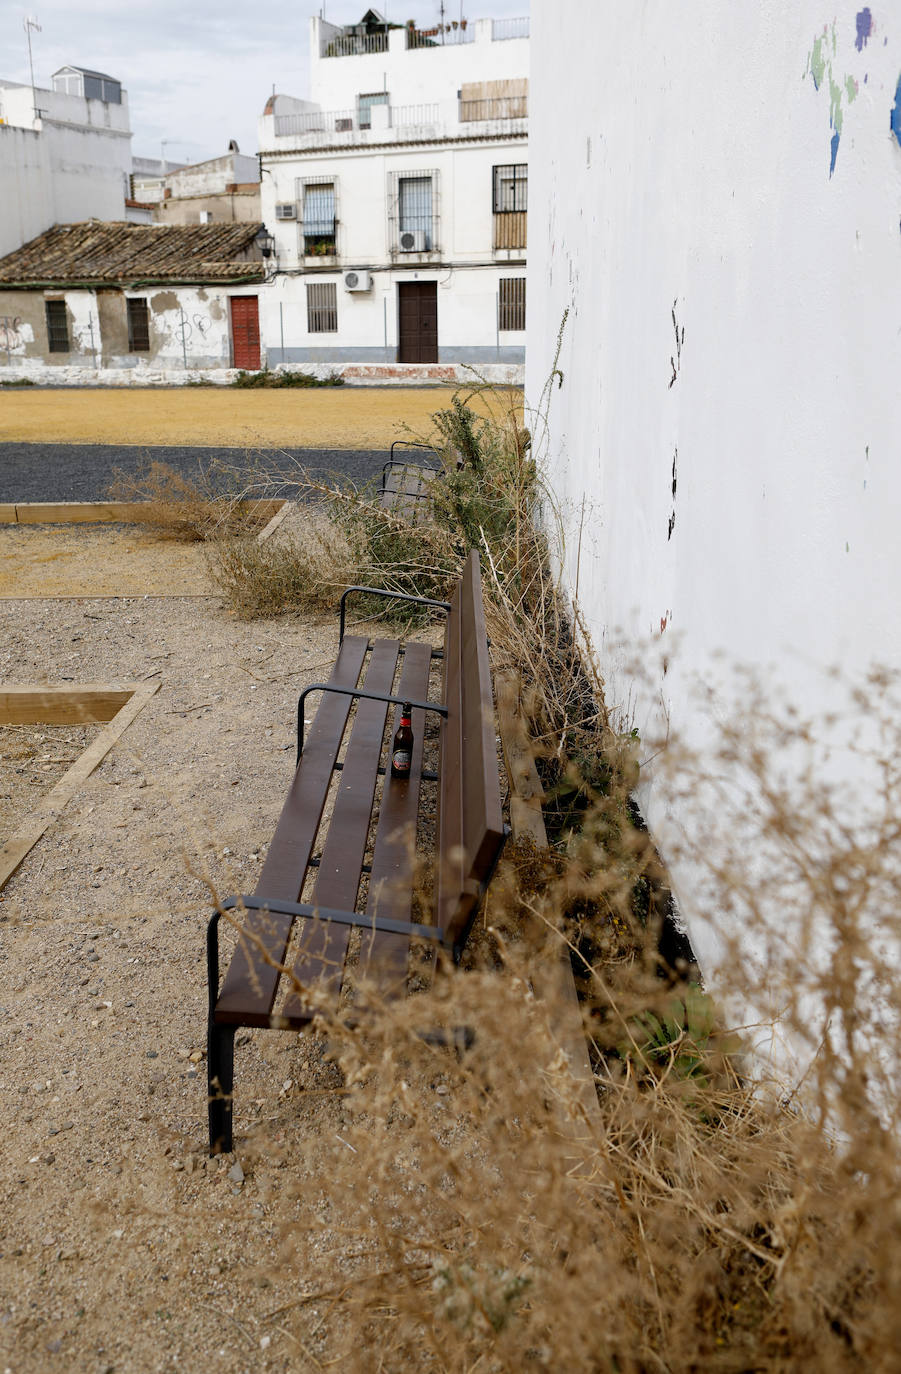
[392,749,412,774]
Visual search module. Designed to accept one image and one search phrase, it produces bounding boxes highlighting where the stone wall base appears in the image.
[0,361,524,389]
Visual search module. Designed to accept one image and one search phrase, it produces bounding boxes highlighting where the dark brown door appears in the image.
[397,282,438,363]
[230,295,260,369]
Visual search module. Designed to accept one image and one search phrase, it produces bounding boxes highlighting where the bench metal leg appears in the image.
[208,1023,236,1155]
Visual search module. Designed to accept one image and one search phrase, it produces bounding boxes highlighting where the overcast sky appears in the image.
[1,0,528,164]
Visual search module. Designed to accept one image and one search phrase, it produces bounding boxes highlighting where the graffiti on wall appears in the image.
[0,315,24,360]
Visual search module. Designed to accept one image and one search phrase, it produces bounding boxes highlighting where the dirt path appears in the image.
[0,385,517,449]
[0,522,383,1372]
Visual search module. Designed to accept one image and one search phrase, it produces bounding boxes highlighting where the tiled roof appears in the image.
[0,222,266,286]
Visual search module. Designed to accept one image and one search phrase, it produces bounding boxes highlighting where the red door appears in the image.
[230,296,260,369]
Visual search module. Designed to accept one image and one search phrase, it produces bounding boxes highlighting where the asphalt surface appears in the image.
[0,444,392,503]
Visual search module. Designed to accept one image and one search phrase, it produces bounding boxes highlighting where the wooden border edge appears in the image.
[0,679,160,893]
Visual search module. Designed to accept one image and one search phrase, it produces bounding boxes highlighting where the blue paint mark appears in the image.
[855,8,873,52]
[891,75,901,148]
[830,129,841,175]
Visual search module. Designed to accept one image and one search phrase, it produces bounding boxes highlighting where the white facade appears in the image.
[0,75,131,256]
[526,1,901,1015]
[258,14,529,365]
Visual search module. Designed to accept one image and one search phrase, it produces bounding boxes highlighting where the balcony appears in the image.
[273,104,442,143]
[317,15,528,59]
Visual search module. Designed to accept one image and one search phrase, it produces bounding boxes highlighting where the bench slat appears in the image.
[436,552,506,950]
[214,635,369,1026]
[359,639,434,983]
[435,577,466,943]
[280,639,401,1023]
[460,554,506,886]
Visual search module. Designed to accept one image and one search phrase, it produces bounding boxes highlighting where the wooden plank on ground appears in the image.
[7,499,285,526]
[256,500,292,544]
[495,669,604,1147]
[0,684,135,725]
[0,680,159,892]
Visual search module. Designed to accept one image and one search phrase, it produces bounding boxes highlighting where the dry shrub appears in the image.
[215,671,901,1370]
[107,458,264,541]
[199,361,901,1365]
[207,508,354,618]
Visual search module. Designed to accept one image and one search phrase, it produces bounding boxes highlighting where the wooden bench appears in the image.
[206,550,507,1153]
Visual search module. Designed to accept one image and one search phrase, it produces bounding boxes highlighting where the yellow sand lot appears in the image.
[0,385,521,449]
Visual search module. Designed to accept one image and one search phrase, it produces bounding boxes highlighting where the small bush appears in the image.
[0,375,36,387]
[106,459,266,542]
[208,511,353,618]
[231,367,344,389]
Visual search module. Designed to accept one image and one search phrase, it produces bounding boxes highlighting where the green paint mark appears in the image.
[810,34,828,88]
[830,74,844,134]
[846,541,850,553]
[846,75,859,103]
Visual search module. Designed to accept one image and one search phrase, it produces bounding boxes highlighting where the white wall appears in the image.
[0,125,52,256]
[527,3,901,995]
[0,79,130,248]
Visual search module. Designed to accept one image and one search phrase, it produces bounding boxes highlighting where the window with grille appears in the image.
[301,178,337,255]
[307,281,338,333]
[498,278,526,332]
[398,176,433,250]
[45,300,69,353]
[493,164,527,213]
[126,298,150,351]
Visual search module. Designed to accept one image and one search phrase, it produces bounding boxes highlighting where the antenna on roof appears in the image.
[23,16,41,123]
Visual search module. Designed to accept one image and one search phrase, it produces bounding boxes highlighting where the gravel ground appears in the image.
[0,531,404,1372]
[0,444,391,503]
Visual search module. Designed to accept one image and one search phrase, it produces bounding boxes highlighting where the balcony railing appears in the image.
[492,17,530,41]
[459,95,528,122]
[274,104,441,139]
[406,23,474,48]
[274,109,356,137]
[391,102,440,128]
[321,31,389,58]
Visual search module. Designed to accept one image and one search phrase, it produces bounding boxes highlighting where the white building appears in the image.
[133,145,260,226]
[257,11,529,368]
[0,67,132,257]
[526,1,901,1053]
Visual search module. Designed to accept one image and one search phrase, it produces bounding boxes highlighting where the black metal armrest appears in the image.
[339,586,451,643]
[221,894,446,945]
[297,682,447,760]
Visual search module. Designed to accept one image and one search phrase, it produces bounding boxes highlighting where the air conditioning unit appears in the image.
[275,202,297,220]
[343,270,372,292]
[399,230,427,252]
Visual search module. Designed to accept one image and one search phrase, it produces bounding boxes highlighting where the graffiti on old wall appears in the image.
[0,315,33,360]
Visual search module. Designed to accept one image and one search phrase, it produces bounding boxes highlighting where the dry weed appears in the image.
[107,457,264,541]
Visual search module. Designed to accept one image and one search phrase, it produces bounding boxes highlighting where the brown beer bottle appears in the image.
[390,703,414,778]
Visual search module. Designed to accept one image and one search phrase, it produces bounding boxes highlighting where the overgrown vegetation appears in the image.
[112,360,901,1366]
[0,375,36,386]
[106,458,269,541]
[231,366,344,388]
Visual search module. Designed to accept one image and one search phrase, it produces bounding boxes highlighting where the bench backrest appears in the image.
[435,550,506,954]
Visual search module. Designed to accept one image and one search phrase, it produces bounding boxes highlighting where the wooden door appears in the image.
[230,295,260,370]
[397,282,438,363]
